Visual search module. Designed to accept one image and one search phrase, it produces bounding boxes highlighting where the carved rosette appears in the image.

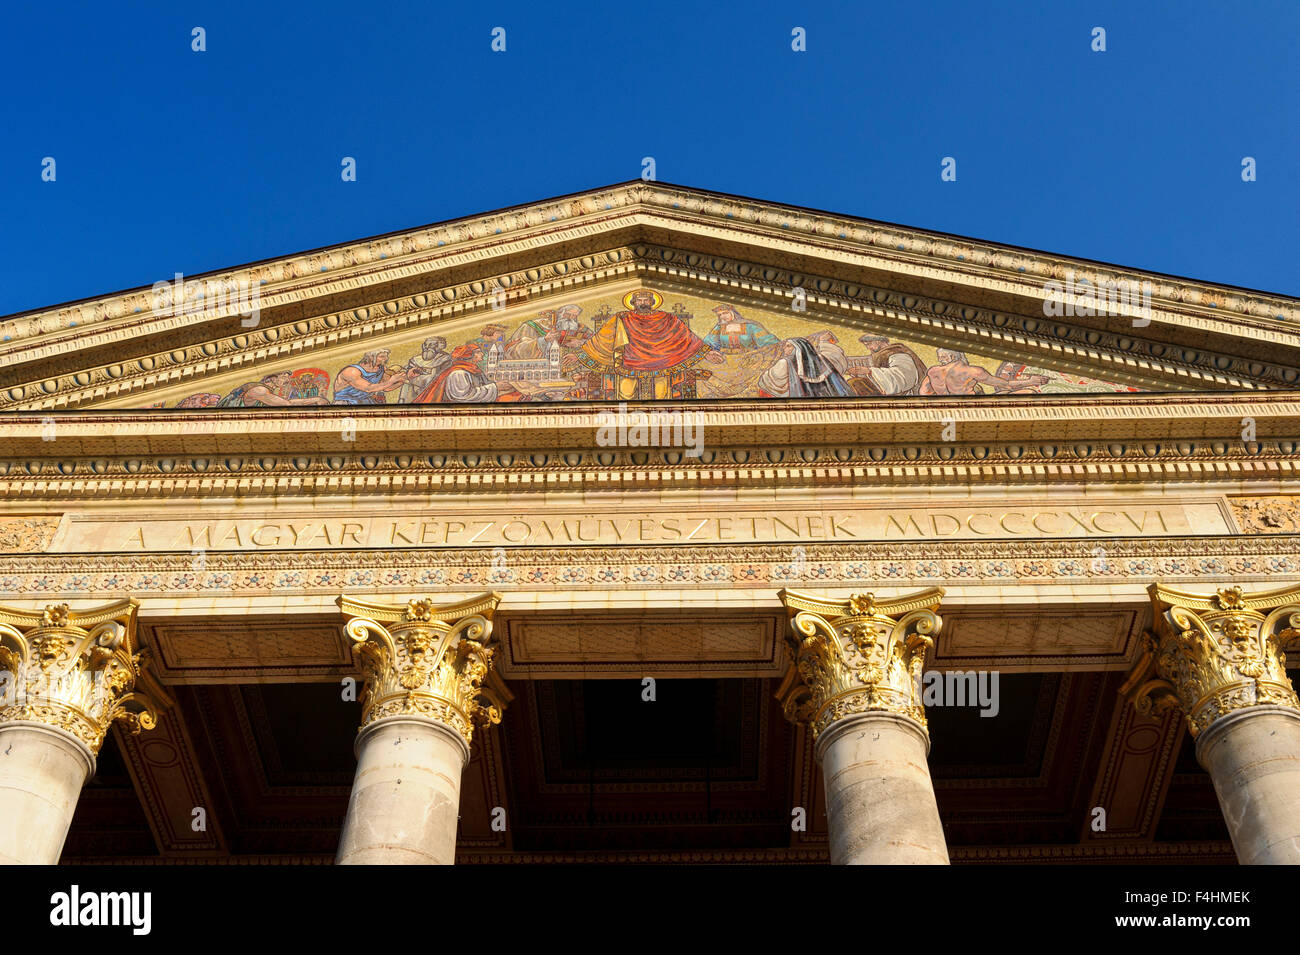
[337,593,510,747]
[776,588,944,739]
[0,599,157,754]
[1124,584,1300,738]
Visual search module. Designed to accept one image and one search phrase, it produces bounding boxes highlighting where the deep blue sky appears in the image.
[2,0,1296,317]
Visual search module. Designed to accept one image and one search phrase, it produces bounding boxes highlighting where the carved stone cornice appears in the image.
[1123,583,1300,737]
[1,393,1298,499]
[337,593,510,746]
[0,440,1296,499]
[0,599,157,753]
[776,588,943,737]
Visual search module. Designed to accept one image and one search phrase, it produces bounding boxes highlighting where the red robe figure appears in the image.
[574,289,723,399]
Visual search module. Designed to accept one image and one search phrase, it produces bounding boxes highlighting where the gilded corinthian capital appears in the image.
[0,599,157,754]
[337,593,511,746]
[776,588,944,738]
[1123,584,1300,738]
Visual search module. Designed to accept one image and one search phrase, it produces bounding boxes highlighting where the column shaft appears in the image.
[336,716,469,865]
[818,712,948,865]
[0,722,95,864]
[1197,707,1300,865]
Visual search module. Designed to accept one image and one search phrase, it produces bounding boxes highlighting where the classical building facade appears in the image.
[0,182,1298,864]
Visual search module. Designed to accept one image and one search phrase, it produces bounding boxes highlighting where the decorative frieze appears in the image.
[1124,584,1300,738]
[0,537,1295,599]
[0,516,60,553]
[0,599,157,753]
[1229,495,1300,534]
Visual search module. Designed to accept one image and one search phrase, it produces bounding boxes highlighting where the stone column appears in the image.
[777,588,949,865]
[0,600,157,864]
[1125,583,1300,864]
[335,593,508,865]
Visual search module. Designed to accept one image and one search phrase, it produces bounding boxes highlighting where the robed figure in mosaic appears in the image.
[574,289,725,399]
[414,342,523,403]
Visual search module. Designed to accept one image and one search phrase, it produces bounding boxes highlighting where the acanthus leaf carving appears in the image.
[776,587,943,738]
[0,598,157,754]
[337,592,508,747]
[1123,583,1300,738]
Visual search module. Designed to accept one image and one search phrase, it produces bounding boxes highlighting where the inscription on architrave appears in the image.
[57,500,1233,553]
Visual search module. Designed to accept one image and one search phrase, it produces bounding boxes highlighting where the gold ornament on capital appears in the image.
[776,588,944,738]
[0,599,157,753]
[1123,583,1300,738]
[337,593,511,746]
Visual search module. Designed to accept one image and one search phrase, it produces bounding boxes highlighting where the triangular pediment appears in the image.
[2,182,1296,410]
